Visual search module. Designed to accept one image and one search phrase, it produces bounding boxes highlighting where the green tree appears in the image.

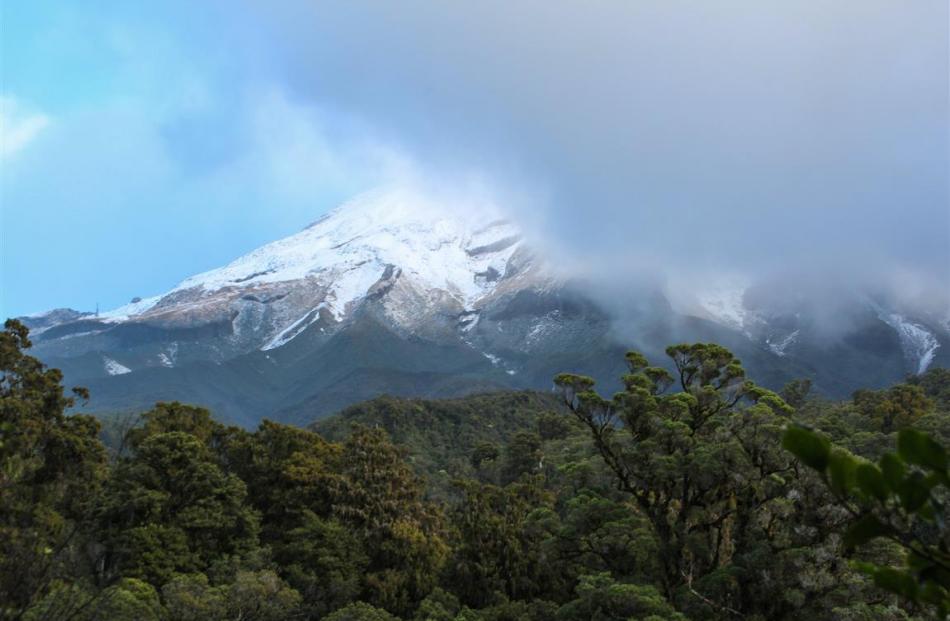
[546,490,659,585]
[0,319,107,618]
[336,425,448,615]
[784,425,950,616]
[554,344,842,617]
[99,429,260,586]
[324,601,399,621]
[781,378,813,410]
[910,367,950,412]
[273,510,368,618]
[446,478,559,607]
[853,384,934,433]
[501,431,543,484]
[555,572,686,621]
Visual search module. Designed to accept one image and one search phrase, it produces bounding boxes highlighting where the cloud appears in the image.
[3,1,948,319]
[244,0,950,291]
[0,96,50,160]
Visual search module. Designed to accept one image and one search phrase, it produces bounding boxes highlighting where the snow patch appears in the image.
[483,352,502,366]
[694,277,755,335]
[103,357,132,376]
[459,311,480,333]
[100,296,161,321]
[877,312,940,374]
[766,330,799,357]
[262,304,328,351]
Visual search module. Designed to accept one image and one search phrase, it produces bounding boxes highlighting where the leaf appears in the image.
[828,449,859,497]
[880,453,906,492]
[898,471,931,513]
[871,567,919,600]
[855,463,888,502]
[898,430,948,472]
[844,514,891,549]
[782,426,831,472]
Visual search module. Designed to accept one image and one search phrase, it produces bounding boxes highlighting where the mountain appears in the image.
[687,277,950,394]
[20,188,949,426]
[20,188,625,426]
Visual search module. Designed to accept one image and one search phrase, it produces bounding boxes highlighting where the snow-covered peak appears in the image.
[96,187,528,338]
[171,187,521,313]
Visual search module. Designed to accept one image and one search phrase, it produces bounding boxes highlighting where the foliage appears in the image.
[784,424,950,616]
[554,344,871,617]
[445,477,558,607]
[0,319,107,618]
[3,318,947,620]
[324,601,400,621]
[555,572,687,621]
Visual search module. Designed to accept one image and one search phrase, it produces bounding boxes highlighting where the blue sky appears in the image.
[2,1,948,318]
[1,1,403,317]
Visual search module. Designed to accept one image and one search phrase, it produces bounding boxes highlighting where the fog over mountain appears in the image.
[3,1,947,321]
[20,186,950,426]
[5,2,949,427]
[248,1,949,288]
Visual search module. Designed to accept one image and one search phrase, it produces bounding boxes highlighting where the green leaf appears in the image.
[898,471,931,513]
[782,426,831,472]
[828,449,859,497]
[843,514,891,549]
[855,463,888,502]
[871,567,919,600]
[880,453,906,492]
[898,430,948,472]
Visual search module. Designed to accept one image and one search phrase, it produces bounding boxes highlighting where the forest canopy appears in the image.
[2,318,950,620]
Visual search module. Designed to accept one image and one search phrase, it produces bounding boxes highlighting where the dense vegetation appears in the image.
[3,317,950,620]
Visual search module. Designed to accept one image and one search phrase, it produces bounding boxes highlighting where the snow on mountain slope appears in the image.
[693,277,755,334]
[875,311,941,374]
[693,280,945,375]
[91,187,535,352]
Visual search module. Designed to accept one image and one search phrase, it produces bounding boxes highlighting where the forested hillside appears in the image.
[4,317,950,620]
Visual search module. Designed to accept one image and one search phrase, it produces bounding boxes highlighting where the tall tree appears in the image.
[554,344,843,616]
[0,319,107,618]
[98,428,260,587]
[336,425,448,615]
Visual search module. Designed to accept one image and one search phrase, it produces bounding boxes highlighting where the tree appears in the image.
[910,367,950,412]
[273,510,368,618]
[546,490,659,585]
[555,572,686,621]
[784,425,950,616]
[554,344,843,617]
[501,431,543,484]
[324,601,399,621]
[781,378,813,410]
[336,425,448,615]
[853,384,934,433]
[0,319,107,617]
[98,429,260,587]
[445,478,558,607]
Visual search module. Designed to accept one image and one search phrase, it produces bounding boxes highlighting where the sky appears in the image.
[2,1,948,318]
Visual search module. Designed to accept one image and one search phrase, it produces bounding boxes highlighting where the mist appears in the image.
[245,0,949,302]
[2,1,947,321]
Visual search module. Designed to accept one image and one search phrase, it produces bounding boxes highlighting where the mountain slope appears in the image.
[21,188,948,426]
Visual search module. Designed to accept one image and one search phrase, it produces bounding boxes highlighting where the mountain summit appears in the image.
[23,188,608,425]
[21,189,950,426]
[96,187,539,353]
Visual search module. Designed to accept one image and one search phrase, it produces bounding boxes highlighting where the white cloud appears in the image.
[0,96,51,160]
